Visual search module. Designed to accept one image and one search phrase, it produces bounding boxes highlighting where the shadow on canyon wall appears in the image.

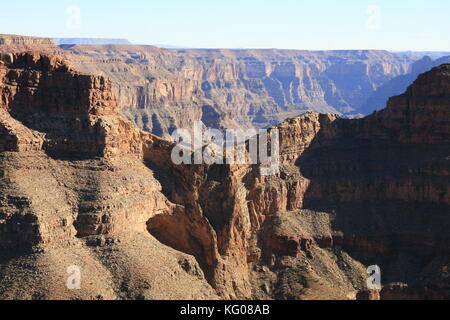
[295,115,450,289]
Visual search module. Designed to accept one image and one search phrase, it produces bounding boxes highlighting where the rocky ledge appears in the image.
[0,52,449,300]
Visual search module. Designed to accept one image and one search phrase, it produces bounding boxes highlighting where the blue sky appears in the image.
[1,0,449,50]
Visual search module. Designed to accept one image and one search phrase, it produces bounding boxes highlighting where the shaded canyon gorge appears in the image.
[0,35,449,300]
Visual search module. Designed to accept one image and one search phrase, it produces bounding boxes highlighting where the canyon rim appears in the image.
[0,1,450,305]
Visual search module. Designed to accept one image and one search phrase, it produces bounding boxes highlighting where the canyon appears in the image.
[60,46,416,137]
[0,34,432,138]
[0,35,449,300]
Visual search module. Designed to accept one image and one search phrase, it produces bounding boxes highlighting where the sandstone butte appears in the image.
[0,51,449,300]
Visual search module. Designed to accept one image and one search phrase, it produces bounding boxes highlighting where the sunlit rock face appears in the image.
[0,52,217,300]
[246,64,450,299]
[49,45,414,137]
[0,36,449,300]
[147,65,450,300]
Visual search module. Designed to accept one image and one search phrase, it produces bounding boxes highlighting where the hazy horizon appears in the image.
[3,34,450,55]
[1,0,450,51]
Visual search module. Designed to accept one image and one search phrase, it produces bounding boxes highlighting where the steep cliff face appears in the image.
[0,35,417,138]
[361,55,450,114]
[244,64,450,299]
[0,49,448,300]
[0,35,61,55]
[0,52,216,300]
[0,35,55,47]
[54,45,414,137]
[147,65,450,300]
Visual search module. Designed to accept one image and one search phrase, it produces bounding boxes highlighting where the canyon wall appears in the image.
[146,65,450,299]
[0,38,449,300]
[0,52,217,300]
[60,46,413,137]
[244,64,450,299]
[361,54,450,114]
[0,35,420,138]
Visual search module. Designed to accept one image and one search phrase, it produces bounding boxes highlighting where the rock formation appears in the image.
[0,35,60,54]
[361,55,450,114]
[0,36,416,137]
[147,64,450,299]
[0,52,216,300]
[246,64,450,299]
[60,47,414,136]
[0,47,448,300]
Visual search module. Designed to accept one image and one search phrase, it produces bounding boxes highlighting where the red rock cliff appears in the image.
[0,52,217,300]
[1,51,449,300]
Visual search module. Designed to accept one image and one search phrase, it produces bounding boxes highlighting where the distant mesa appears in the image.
[54,38,132,45]
[152,44,194,49]
[0,34,54,46]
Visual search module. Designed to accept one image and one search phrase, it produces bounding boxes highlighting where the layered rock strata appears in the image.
[0,52,216,300]
[243,64,450,299]
[61,46,414,136]
[0,50,449,300]
[0,36,416,137]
